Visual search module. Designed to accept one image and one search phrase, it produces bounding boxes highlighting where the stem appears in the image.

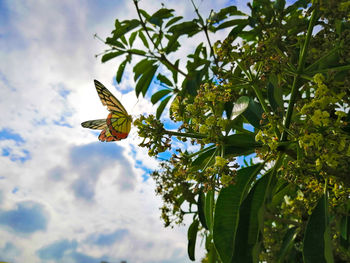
[203,24,219,67]
[134,1,156,49]
[324,178,328,195]
[164,130,208,139]
[126,50,155,59]
[251,83,270,113]
[203,147,218,171]
[252,81,283,139]
[236,60,270,113]
[159,54,187,77]
[208,242,218,263]
[281,6,318,141]
[274,46,297,72]
[284,70,313,81]
[187,144,216,159]
[236,58,283,138]
[236,60,252,80]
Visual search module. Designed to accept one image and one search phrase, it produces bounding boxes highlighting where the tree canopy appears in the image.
[99,0,350,262]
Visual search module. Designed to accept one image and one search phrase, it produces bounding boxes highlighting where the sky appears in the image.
[0,0,252,262]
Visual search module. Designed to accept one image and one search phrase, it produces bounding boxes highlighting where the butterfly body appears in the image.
[81,80,132,142]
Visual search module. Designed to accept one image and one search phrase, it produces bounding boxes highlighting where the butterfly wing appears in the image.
[81,119,107,130]
[98,127,121,142]
[94,79,128,114]
[106,112,132,140]
[81,119,120,141]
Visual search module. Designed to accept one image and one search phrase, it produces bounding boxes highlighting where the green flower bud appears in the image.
[215,156,228,168]
[313,73,325,84]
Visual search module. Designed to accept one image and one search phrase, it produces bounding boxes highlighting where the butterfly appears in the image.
[81,80,132,142]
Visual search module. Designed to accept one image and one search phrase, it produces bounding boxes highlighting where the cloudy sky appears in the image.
[0,0,251,262]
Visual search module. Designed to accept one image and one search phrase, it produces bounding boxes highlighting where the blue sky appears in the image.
[0,0,252,262]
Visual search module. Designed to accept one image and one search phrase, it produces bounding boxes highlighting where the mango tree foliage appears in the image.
[100,0,350,262]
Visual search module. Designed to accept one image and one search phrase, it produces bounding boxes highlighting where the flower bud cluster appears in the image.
[285,74,350,189]
[134,115,171,156]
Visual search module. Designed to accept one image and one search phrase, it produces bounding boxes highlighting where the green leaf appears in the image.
[168,20,200,37]
[303,194,334,263]
[148,8,174,27]
[101,51,124,63]
[342,111,350,134]
[213,164,263,263]
[285,0,309,14]
[215,19,248,31]
[166,59,180,84]
[228,22,248,41]
[156,96,171,119]
[305,46,340,73]
[205,189,214,231]
[188,219,199,261]
[209,5,247,29]
[243,99,264,129]
[206,241,218,263]
[224,128,258,157]
[231,96,264,128]
[198,190,208,230]
[120,35,127,45]
[133,59,156,81]
[277,227,298,262]
[105,37,125,49]
[157,73,173,87]
[138,31,149,49]
[129,49,146,56]
[270,182,295,208]
[224,146,255,158]
[151,8,174,19]
[165,34,181,54]
[174,195,186,213]
[112,19,140,40]
[231,96,249,120]
[215,5,247,21]
[135,65,158,97]
[139,9,151,20]
[340,213,350,249]
[129,31,138,46]
[267,75,284,116]
[232,171,272,263]
[224,101,234,119]
[182,71,203,96]
[116,59,127,83]
[224,133,260,149]
[274,0,286,12]
[192,147,216,167]
[151,89,172,104]
[165,16,183,28]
